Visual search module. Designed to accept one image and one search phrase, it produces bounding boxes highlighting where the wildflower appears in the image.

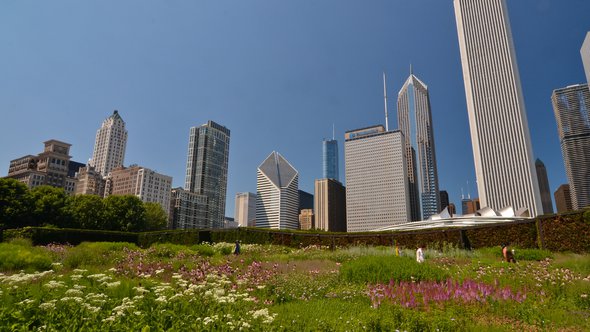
[105,281,121,289]
[65,289,84,297]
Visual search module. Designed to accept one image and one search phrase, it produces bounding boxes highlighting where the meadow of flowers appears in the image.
[1,239,589,331]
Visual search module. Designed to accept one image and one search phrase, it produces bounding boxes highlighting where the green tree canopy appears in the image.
[144,202,168,231]
[65,194,105,230]
[0,178,32,228]
[29,186,68,228]
[103,195,146,232]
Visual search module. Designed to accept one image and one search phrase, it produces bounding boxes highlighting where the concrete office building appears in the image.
[169,188,208,229]
[552,84,590,210]
[397,71,440,220]
[256,151,299,230]
[234,192,257,227]
[554,184,573,213]
[322,138,339,181]
[535,159,554,214]
[345,125,410,232]
[184,121,231,229]
[314,178,346,232]
[454,0,541,216]
[104,165,172,214]
[6,140,83,195]
[299,209,314,230]
[89,110,127,176]
[582,32,590,83]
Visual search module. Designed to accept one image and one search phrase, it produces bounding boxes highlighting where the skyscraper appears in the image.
[454,0,541,216]
[397,71,440,220]
[582,32,590,83]
[551,84,590,210]
[89,110,127,176]
[314,178,346,232]
[255,151,299,230]
[234,192,257,227]
[184,121,231,229]
[322,139,339,181]
[535,159,553,214]
[439,190,450,212]
[345,125,410,232]
[554,184,573,213]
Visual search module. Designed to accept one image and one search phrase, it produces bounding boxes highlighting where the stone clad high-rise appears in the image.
[89,110,127,176]
[551,84,590,210]
[454,0,541,216]
[397,72,440,220]
[255,151,299,230]
[184,121,231,229]
[345,125,410,232]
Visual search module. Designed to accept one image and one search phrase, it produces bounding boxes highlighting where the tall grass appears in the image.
[63,242,137,269]
[0,239,52,272]
[340,255,449,284]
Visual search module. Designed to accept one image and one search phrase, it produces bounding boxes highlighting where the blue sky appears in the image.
[1,0,589,217]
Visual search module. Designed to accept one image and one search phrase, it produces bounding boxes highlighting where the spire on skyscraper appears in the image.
[383,71,389,132]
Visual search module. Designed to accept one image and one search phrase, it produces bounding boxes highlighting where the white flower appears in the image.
[65,289,84,296]
[105,281,121,289]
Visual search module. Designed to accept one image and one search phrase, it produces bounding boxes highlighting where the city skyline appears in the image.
[1,1,589,217]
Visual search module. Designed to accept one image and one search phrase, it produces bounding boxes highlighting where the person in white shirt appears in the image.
[416,245,425,263]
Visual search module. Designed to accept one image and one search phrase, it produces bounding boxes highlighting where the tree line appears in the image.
[0,178,167,232]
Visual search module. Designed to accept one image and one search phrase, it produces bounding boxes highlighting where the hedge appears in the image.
[2,209,590,252]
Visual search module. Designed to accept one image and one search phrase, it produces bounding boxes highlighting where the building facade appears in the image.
[582,32,590,83]
[255,151,299,230]
[344,126,410,232]
[554,184,573,213]
[234,192,257,227]
[298,190,314,212]
[6,140,83,195]
[169,187,208,229]
[461,198,480,215]
[551,84,590,210]
[299,209,314,230]
[397,72,440,220]
[535,159,554,214]
[74,166,105,196]
[454,0,541,216]
[439,190,450,212]
[322,139,339,181]
[314,178,346,232]
[88,110,127,176]
[184,121,231,229]
[104,165,172,215]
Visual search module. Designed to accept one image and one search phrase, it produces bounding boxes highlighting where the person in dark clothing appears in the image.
[502,244,516,263]
[234,240,241,255]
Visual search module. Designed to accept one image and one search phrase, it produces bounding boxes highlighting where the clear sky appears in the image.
[1,0,589,217]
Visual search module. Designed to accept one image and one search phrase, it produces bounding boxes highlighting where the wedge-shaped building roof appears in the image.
[258,151,298,189]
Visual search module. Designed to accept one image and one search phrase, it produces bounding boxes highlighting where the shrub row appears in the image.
[2,210,590,252]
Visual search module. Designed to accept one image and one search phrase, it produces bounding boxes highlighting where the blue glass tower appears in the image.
[322,139,339,181]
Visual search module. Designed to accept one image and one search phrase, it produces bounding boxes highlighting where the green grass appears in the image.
[340,255,449,283]
[0,239,52,271]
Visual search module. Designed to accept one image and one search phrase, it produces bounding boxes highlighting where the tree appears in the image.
[65,194,105,230]
[0,178,33,228]
[103,195,146,231]
[29,186,69,228]
[144,202,168,231]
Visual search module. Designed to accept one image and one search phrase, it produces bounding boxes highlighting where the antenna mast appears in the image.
[383,71,389,131]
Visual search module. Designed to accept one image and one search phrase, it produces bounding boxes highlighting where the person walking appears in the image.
[234,240,241,255]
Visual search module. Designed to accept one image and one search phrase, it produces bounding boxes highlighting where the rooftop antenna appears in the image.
[383,71,389,131]
[467,180,471,199]
[461,187,465,200]
[332,123,335,140]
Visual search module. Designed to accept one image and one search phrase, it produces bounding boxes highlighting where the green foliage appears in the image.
[65,194,105,229]
[541,213,590,252]
[143,202,168,231]
[0,178,33,228]
[191,244,215,257]
[63,242,137,269]
[0,239,52,271]
[29,186,69,227]
[513,248,553,261]
[2,227,139,245]
[340,255,449,284]
[103,195,146,231]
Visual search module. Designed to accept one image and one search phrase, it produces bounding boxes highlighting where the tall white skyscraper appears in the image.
[89,110,128,176]
[454,0,541,216]
[397,71,440,220]
[234,192,257,227]
[255,151,299,230]
[184,121,230,229]
[344,126,410,232]
[582,32,590,83]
